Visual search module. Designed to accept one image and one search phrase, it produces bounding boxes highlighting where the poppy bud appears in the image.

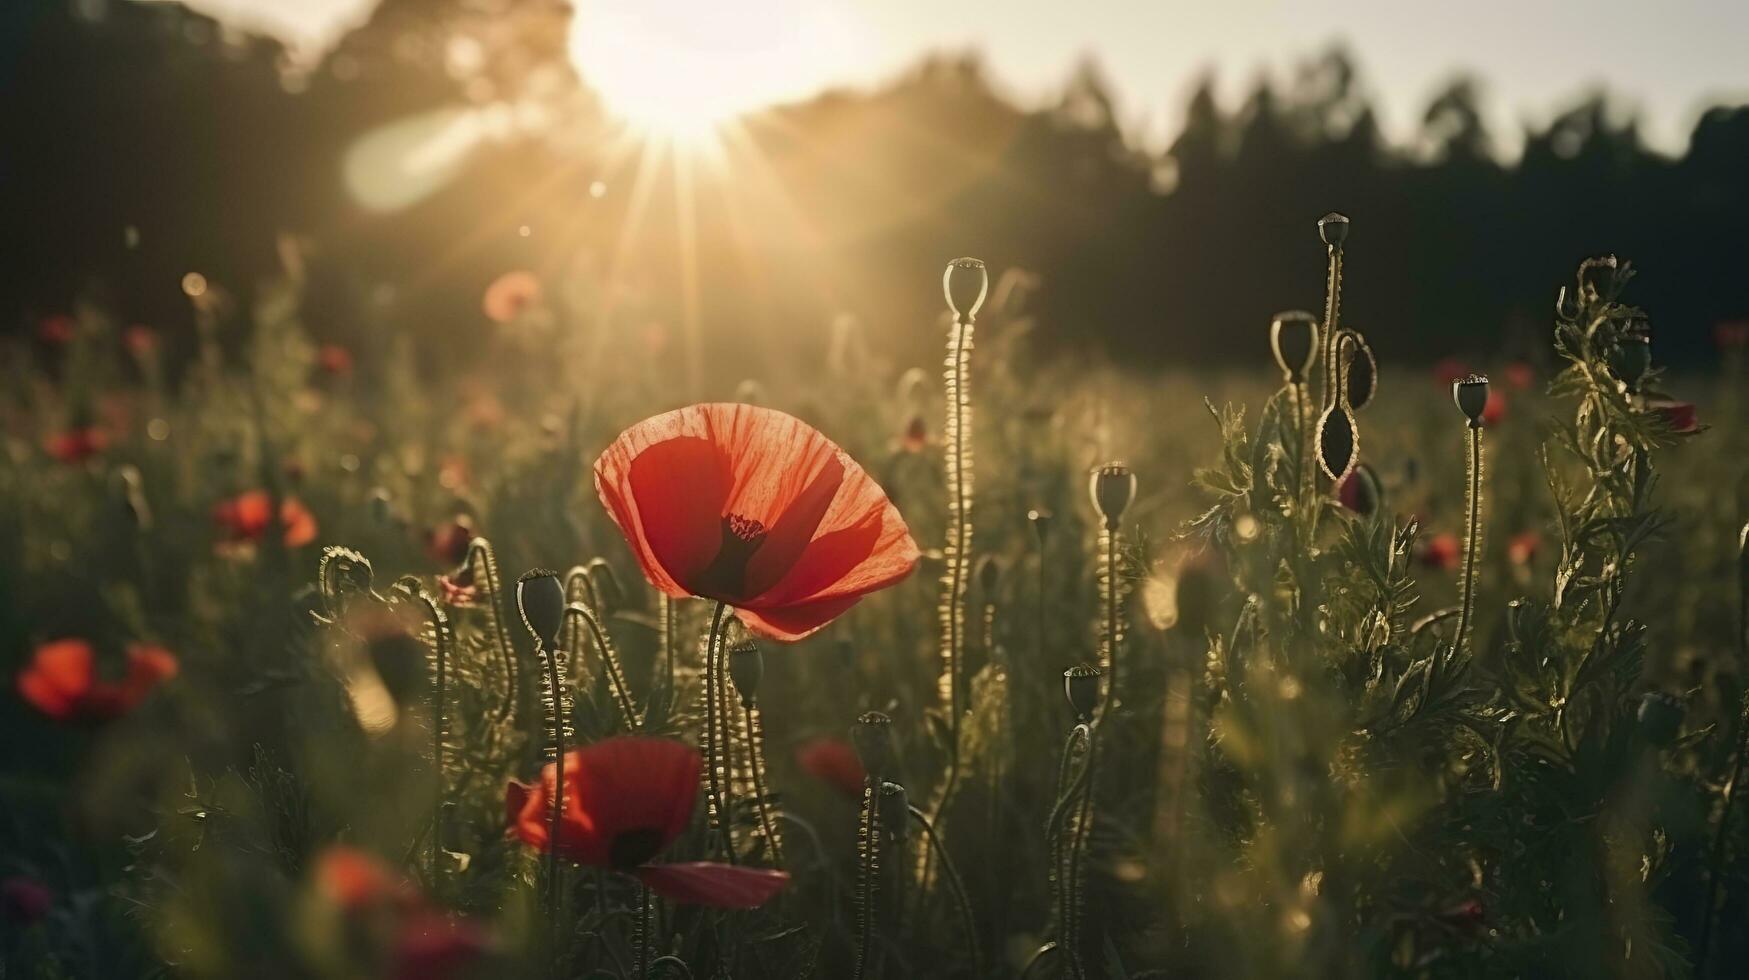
[515,569,566,651]
[586,558,624,614]
[1270,311,1319,383]
[1337,463,1383,518]
[728,639,763,707]
[1064,663,1103,722]
[851,711,894,780]
[1318,211,1350,247]
[1636,692,1683,747]
[1089,463,1136,531]
[878,780,910,845]
[943,257,988,324]
[1609,337,1652,393]
[1028,508,1053,548]
[975,554,1002,596]
[1452,375,1491,428]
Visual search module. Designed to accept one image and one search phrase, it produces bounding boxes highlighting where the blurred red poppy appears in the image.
[1501,361,1535,391]
[315,847,418,912]
[1715,320,1749,351]
[1432,358,1471,385]
[1418,533,1461,572]
[1,876,53,925]
[1481,390,1507,427]
[318,344,354,376]
[394,911,489,980]
[16,639,177,721]
[1647,399,1699,434]
[898,414,928,453]
[1507,531,1540,566]
[796,737,866,799]
[437,572,478,606]
[425,518,474,566]
[44,427,108,463]
[123,324,159,359]
[214,490,319,548]
[37,314,75,346]
[482,271,541,323]
[505,737,788,908]
[595,403,921,641]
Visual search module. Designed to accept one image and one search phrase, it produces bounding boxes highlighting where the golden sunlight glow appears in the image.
[567,1,858,147]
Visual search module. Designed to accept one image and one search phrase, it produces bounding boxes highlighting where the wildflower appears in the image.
[1502,361,1535,391]
[482,270,541,323]
[437,572,478,606]
[317,344,354,376]
[37,314,75,346]
[425,518,474,566]
[44,427,108,463]
[505,737,789,908]
[1418,533,1461,571]
[394,911,489,980]
[1481,389,1507,427]
[16,639,177,722]
[1507,531,1540,566]
[1646,399,1699,434]
[214,490,318,548]
[315,847,418,912]
[796,737,866,800]
[594,403,921,641]
[1432,358,1471,386]
[123,324,158,359]
[1,876,53,925]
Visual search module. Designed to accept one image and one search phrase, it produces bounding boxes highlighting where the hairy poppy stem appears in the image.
[1047,725,1093,980]
[906,803,981,977]
[1101,526,1121,707]
[742,699,784,867]
[658,593,677,696]
[563,604,638,730]
[537,637,567,949]
[1453,423,1485,662]
[931,310,975,861]
[1319,237,1344,412]
[852,778,882,980]
[703,602,736,862]
[395,580,451,887]
[636,882,652,980]
[1696,527,1749,974]
[464,539,520,727]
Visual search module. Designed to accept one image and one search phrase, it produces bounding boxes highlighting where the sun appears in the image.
[567,1,856,148]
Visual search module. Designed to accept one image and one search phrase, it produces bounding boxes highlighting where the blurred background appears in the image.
[3,0,1747,379]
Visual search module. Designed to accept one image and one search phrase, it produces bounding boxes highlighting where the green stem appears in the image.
[465,539,520,726]
[636,882,652,980]
[1102,526,1121,708]
[1453,424,1485,662]
[907,804,981,978]
[852,780,882,980]
[743,699,783,866]
[703,602,735,861]
[564,604,638,730]
[539,640,568,946]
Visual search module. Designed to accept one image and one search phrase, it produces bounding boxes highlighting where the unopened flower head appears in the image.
[1318,211,1350,247]
[727,638,763,707]
[1064,663,1103,722]
[1453,375,1492,428]
[1270,310,1319,382]
[515,568,566,651]
[851,710,894,779]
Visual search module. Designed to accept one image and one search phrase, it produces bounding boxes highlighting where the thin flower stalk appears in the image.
[742,698,784,866]
[560,604,638,730]
[394,578,452,884]
[702,602,737,861]
[852,778,882,980]
[463,538,520,726]
[906,802,981,978]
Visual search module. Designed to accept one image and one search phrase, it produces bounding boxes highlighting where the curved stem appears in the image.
[538,639,568,946]
[743,699,783,867]
[465,539,520,726]
[1064,731,1099,980]
[563,604,638,730]
[907,804,981,977]
[1320,244,1344,410]
[1102,526,1121,708]
[636,882,652,980]
[702,602,735,861]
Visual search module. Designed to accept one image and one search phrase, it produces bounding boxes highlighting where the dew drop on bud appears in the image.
[943,257,988,323]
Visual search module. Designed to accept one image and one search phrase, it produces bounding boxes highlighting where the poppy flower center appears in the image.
[608,826,668,870]
[690,513,769,599]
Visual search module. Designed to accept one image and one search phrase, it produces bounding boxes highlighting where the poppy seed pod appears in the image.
[1609,337,1652,393]
[515,568,566,651]
[1270,311,1319,383]
[943,257,988,324]
[1090,463,1137,531]
[851,711,894,780]
[727,639,763,707]
[878,781,910,845]
[1064,663,1103,722]
[1318,211,1350,247]
[1636,692,1684,747]
[1453,375,1492,428]
[1028,508,1053,548]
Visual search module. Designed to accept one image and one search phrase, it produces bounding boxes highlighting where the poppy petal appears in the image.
[742,455,844,598]
[120,645,177,709]
[597,432,733,596]
[634,862,790,909]
[17,639,95,719]
[570,737,700,857]
[734,593,864,642]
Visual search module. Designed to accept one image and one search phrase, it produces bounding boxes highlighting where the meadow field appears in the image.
[4,233,1748,979]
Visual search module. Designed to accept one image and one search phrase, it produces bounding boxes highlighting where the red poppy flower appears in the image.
[318,344,354,376]
[394,911,488,980]
[214,490,319,548]
[315,847,418,912]
[595,403,921,641]
[1501,361,1535,391]
[1418,533,1461,572]
[37,314,75,346]
[437,572,479,606]
[44,427,108,463]
[1432,358,1471,386]
[1646,399,1699,434]
[796,737,866,800]
[425,518,474,566]
[1,876,53,925]
[123,324,159,359]
[505,737,789,908]
[16,639,177,722]
[482,271,541,323]
[897,414,928,454]
[1507,531,1540,566]
[1481,390,1507,427]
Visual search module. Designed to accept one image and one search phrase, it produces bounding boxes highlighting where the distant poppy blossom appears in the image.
[437,572,478,606]
[123,324,159,359]
[1418,533,1461,572]
[505,737,789,908]
[1715,320,1749,351]
[16,639,177,722]
[1501,361,1535,391]
[317,344,354,376]
[44,427,108,463]
[1481,390,1507,427]
[1507,531,1540,566]
[482,271,541,323]
[595,403,921,641]
[796,737,866,799]
[1647,399,1699,434]
[425,518,474,566]
[1432,358,1471,386]
[897,414,928,454]
[214,490,319,548]
[37,315,75,346]
[315,847,418,912]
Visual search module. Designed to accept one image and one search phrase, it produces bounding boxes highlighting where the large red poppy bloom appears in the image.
[505,737,789,909]
[16,639,177,721]
[594,403,921,641]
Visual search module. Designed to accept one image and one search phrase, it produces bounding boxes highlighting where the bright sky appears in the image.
[163,0,1749,155]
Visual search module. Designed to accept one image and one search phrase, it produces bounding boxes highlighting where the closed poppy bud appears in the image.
[1318,211,1350,247]
[1064,663,1102,722]
[943,257,988,323]
[878,781,909,845]
[1452,375,1491,428]
[1636,692,1683,747]
[728,639,763,707]
[516,569,566,650]
[1337,463,1383,518]
[1089,462,1136,531]
[1609,337,1652,393]
[1270,311,1319,383]
[850,711,894,780]
[1028,508,1053,548]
